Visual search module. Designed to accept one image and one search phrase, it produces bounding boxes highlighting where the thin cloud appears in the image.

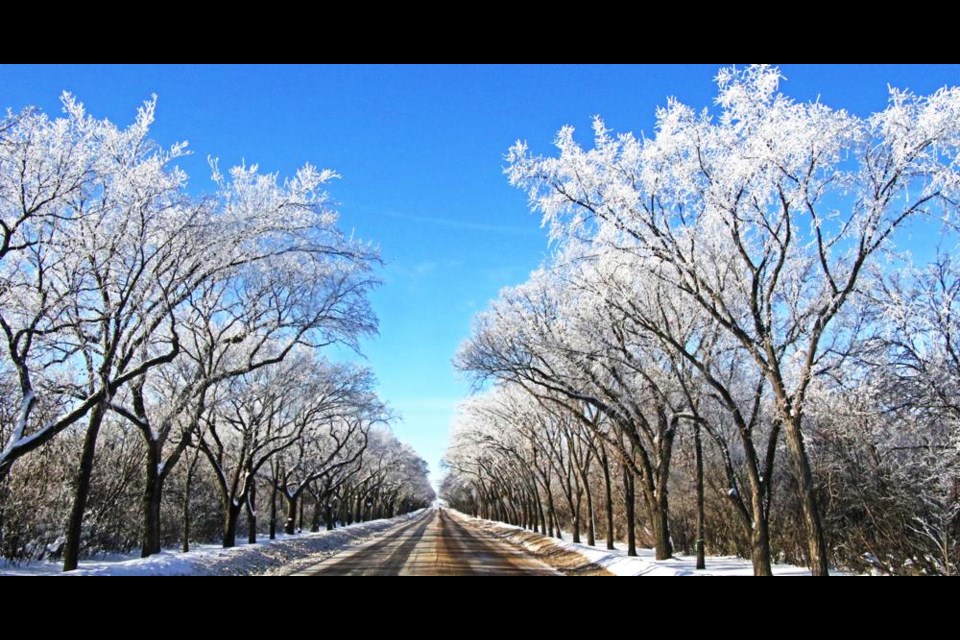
[389,260,465,282]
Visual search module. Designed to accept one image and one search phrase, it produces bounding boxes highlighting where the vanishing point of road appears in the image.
[291,509,558,576]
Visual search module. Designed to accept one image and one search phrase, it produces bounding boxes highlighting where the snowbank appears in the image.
[468,514,820,576]
[0,510,424,576]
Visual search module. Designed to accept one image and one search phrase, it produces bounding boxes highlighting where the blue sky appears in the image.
[3,64,957,483]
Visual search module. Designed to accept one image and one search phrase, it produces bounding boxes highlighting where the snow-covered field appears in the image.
[472,515,823,576]
[0,511,423,576]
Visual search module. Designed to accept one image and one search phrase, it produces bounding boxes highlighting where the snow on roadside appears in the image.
[553,541,810,576]
[0,510,424,576]
[464,512,822,576]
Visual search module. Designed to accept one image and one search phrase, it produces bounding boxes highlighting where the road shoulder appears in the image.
[448,511,613,576]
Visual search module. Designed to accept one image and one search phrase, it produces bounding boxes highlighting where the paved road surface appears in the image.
[291,509,557,576]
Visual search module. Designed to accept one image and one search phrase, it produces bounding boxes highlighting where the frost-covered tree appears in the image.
[347,429,434,522]
[458,261,700,560]
[267,386,386,536]
[506,65,960,574]
[196,354,375,548]
[843,253,960,573]
[0,96,180,487]
[109,175,378,557]
[0,95,393,568]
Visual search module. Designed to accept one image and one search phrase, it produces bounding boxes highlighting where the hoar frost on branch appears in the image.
[0,95,431,569]
[449,65,960,575]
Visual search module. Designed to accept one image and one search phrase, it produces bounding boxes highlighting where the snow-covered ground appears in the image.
[0,510,423,576]
[472,515,826,576]
[554,540,810,576]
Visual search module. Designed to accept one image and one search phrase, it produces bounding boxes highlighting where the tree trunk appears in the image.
[0,473,8,555]
[544,481,559,539]
[284,494,298,535]
[535,491,547,536]
[564,480,581,543]
[223,501,242,548]
[325,503,335,531]
[600,450,615,551]
[0,471,10,556]
[785,416,829,576]
[623,467,637,557]
[584,478,596,547]
[354,495,363,524]
[141,439,163,557]
[650,497,673,560]
[311,494,322,532]
[182,451,199,553]
[741,459,774,576]
[269,483,278,540]
[247,480,257,545]
[63,403,107,572]
[751,514,773,576]
[182,482,191,554]
[694,423,706,571]
[506,494,519,526]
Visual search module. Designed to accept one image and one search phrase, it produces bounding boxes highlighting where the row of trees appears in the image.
[444,66,960,575]
[0,95,432,570]
[2,399,432,563]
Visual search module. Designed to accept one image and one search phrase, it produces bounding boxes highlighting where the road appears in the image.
[290,509,558,576]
